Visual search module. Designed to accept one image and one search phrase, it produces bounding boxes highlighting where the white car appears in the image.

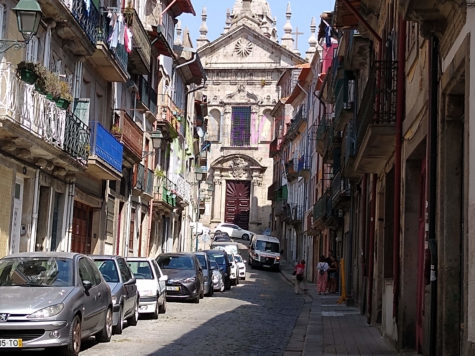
[126,257,167,319]
[214,223,253,240]
[228,254,239,286]
[234,254,247,280]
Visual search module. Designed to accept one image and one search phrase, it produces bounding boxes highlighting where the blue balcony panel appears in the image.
[87,121,123,180]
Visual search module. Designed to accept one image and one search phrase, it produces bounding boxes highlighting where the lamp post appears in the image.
[0,0,43,53]
[194,170,204,251]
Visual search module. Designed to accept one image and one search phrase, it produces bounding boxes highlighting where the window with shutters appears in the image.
[231,106,251,147]
[26,36,39,63]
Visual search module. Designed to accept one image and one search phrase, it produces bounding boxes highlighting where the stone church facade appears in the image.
[197,0,305,233]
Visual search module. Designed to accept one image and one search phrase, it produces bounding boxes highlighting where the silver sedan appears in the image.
[0,252,113,355]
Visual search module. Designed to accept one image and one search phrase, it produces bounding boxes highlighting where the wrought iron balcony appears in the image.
[133,163,145,191]
[123,8,151,74]
[334,74,355,131]
[0,64,88,167]
[316,114,330,156]
[89,11,129,82]
[331,171,351,209]
[169,172,192,206]
[64,112,90,164]
[138,76,158,116]
[313,194,329,228]
[342,120,358,178]
[112,110,144,163]
[88,121,123,180]
[354,60,397,173]
[38,0,99,55]
[153,177,177,210]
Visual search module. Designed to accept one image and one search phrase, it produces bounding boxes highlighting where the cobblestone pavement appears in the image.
[19,249,304,356]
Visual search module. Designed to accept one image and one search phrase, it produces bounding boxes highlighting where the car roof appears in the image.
[4,251,80,259]
[126,257,154,262]
[90,255,123,260]
[158,252,195,257]
[253,234,280,243]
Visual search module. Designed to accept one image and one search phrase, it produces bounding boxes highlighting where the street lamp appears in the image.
[0,0,43,53]
[142,129,164,158]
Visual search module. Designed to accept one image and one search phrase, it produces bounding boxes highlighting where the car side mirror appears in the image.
[159,275,168,281]
[83,280,93,292]
[243,260,247,264]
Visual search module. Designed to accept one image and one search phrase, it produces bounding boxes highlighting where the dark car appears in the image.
[156,253,204,303]
[91,255,139,334]
[0,252,112,355]
[212,231,231,242]
[194,252,213,297]
[204,249,232,290]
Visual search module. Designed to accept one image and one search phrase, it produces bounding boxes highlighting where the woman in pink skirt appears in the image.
[316,255,329,295]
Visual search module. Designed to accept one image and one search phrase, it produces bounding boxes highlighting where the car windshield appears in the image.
[157,256,194,270]
[94,260,120,283]
[127,261,153,280]
[208,253,225,266]
[195,255,207,270]
[0,257,73,287]
[256,240,280,253]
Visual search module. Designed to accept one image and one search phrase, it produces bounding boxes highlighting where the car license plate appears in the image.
[263,264,270,268]
[0,339,22,348]
[166,286,179,291]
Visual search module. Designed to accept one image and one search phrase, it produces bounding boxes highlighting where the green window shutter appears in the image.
[73,98,90,125]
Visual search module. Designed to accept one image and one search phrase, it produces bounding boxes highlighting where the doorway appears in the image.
[225,180,250,229]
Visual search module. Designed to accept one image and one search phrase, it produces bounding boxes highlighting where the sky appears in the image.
[180,0,336,56]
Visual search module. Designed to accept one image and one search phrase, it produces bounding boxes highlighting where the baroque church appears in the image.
[197,0,307,233]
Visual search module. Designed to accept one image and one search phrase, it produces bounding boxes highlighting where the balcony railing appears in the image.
[334,74,355,131]
[96,11,129,74]
[297,154,310,175]
[89,121,123,173]
[313,194,329,223]
[113,110,144,161]
[169,172,191,203]
[133,163,145,191]
[71,0,100,45]
[0,64,71,154]
[285,159,298,181]
[123,8,152,73]
[64,113,90,163]
[331,171,351,207]
[154,177,177,207]
[138,76,157,115]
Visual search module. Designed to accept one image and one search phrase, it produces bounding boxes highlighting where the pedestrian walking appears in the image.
[293,259,306,294]
[316,255,329,295]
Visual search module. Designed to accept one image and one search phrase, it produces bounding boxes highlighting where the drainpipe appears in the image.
[367,174,377,322]
[393,16,406,319]
[29,169,40,252]
[427,35,439,356]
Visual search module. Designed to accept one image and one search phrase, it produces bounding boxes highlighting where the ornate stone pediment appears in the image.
[225,84,258,103]
[211,154,266,178]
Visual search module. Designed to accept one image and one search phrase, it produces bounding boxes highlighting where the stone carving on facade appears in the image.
[235,39,254,57]
[229,157,249,178]
[225,84,258,103]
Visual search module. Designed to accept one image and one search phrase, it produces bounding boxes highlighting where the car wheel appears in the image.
[159,295,167,314]
[113,305,124,334]
[193,295,200,303]
[242,234,249,240]
[96,307,112,342]
[209,284,214,297]
[59,314,81,356]
[127,299,139,326]
[152,298,159,319]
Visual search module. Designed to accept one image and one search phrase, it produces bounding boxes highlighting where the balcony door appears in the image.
[225,180,250,229]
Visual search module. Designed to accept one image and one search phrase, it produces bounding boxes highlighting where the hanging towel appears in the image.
[125,25,133,53]
[325,25,332,48]
[109,19,119,48]
[118,15,125,46]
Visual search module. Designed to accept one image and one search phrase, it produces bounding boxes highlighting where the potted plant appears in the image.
[44,71,61,101]
[16,61,38,85]
[55,81,73,110]
[111,124,122,135]
[154,169,166,179]
[33,64,49,94]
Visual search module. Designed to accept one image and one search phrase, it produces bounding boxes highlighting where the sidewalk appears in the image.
[280,261,403,356]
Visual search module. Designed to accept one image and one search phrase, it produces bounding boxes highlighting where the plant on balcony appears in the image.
[34,65,60,100]
[16,61,38,85]
[154,169,166,179]
[55,81,73,110]
[111,124,122,135]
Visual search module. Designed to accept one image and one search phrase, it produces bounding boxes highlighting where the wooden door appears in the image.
[225,180,250,229]
[71,201,92,254]
[416,159,426,352]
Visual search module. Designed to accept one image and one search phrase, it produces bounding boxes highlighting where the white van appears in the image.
[248,234,280,271]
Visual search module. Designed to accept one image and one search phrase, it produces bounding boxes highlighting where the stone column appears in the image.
[211,172,222,223]
[250,172,263,225]
[220,176,227,222]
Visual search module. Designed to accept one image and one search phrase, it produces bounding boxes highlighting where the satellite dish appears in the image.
[196,126,204,138]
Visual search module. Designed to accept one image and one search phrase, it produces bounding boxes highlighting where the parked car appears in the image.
[227,253,239,286]
[0,252,112,355]
[213,223,253,240]
[91,255,139,334]
[212,231,232,242]
[194,252,214,297]
[234,254,247,280]
[156,253,204,303]
[209,259,225,292]
[126,257,167,318]
[204,249,232,290]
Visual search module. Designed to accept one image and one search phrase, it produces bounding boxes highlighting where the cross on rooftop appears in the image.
[292,26,304,51]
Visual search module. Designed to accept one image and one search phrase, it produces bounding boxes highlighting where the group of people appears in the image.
[293,254,339,295]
